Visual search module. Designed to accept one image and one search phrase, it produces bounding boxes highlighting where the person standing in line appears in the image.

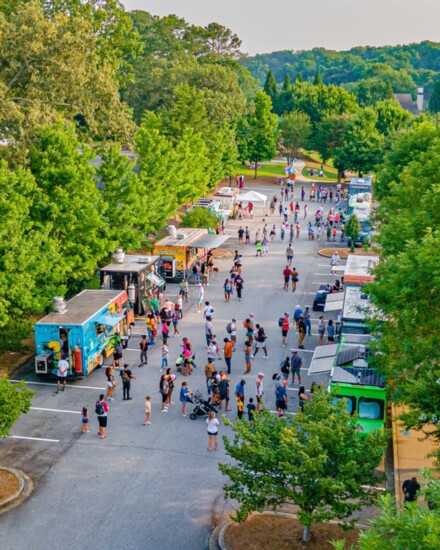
[243,340,252,374]
[196,283,204,312]
[120,363,136,401]
[235,274,244,301]
[298,316,306,349]
[291,267,299,293]
[205,316,215,346]
[223,338,233,374]
[180,381,191,417]
[286,243,294,266]
[143,395,152,425]
[139,334,148,366]
[290,350,303,385]
[206,411,219,451]
[281,312,290,347]
[95,394,109,439]
[255,372,265,412]
[81,406,89,433]
[317,316,326,345]
[55,357,69,393]
[327,319,335,343]
[276,383,287,417]
[252,324,269,358]
[159,375,169,412]
[105,367,115,401]
[237,226,245,246]
[245,226,250,244]
[304,307,312,336]
[283,265,292,292]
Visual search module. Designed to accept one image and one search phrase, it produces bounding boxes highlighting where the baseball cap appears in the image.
[258,372,265,377]
[284,312,289,315]
[249,313,254,317]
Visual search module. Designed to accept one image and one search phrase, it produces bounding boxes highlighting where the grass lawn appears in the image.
[233,161,286,179]
[301,150,338,181]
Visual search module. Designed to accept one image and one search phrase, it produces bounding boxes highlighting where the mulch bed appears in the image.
[224,515,361,549]
[0,470,20,501]
[319,247,376,259]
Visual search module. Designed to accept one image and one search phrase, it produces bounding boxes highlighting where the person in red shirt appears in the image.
[281,313,290,346]
[283,265,292,291]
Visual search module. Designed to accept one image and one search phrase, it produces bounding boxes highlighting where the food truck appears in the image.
[99,250,165,316]
[213,187,240,219]
[153,227,229,282]
[348,176,372,196]
[34,290,134,377]
[308,334,386,434]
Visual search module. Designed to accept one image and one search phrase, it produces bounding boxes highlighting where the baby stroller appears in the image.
[188,390,218,420]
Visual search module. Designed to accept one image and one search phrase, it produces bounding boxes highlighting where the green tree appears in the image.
[374,99,412,135]
[278,111,312,163]
[181,207,219,229]
[0,377,35,437]
[283,74,292,92]
[333,108,383,175]
[263,69,278,108]
[333,478,440,549]
[314,114,350,166]
[313,70,323,85]
[345,215,361,252]
[220,390,387,543]
[354,78,395,107]
[429,80,440,113]
[296,72,303,83]
[246,91,278,178]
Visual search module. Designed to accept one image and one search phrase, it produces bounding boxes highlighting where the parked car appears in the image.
[347,221,372,248]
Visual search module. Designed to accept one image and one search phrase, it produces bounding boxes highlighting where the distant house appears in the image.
[394,87,430,115]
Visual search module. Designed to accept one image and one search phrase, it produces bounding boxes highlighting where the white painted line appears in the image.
[10,435,60,443]
[30,407,81,414]
[307,292,318,295]
[125,348,143,352]
[10,380,106,390]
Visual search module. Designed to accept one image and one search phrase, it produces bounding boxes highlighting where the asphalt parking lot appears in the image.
[0,181,347,550]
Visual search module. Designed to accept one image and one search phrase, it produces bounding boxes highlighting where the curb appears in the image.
[0,467,33,515]
[208,511,369,549]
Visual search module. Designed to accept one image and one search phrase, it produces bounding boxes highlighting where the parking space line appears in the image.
[10,435,60,443]
[30,407,81,414]
[10,380,106,390]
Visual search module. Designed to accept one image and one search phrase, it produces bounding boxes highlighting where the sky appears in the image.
[122,0,440,55]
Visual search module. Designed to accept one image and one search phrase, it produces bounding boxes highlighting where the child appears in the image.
[81,406,89,433]
[176,295,183,319]
[237,394,245,420]
[160,343,169,373]
[247,397,256,422]
[180,382,191,416]
[144,396,152,425]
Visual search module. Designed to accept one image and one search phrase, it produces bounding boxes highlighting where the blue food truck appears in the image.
[34,290,134,377]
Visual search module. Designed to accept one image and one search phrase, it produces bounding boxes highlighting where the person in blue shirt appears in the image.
[293,305,303,330]
[276,385,287,417]
[290,350,302,385]
[235,379,245,398]
[247,398,256,422]
[327,319,335,343]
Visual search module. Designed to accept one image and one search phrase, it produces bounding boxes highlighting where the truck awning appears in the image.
[308,344,339,375]
[146,272,165,286]
[191,234,230,249]
[96,312,125,326]
[324,292,344,312]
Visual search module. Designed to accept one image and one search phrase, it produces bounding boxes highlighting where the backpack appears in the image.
[121,370,130,383]
[95,401,105,416]
[226,323,232,334]
[278,317,284,328]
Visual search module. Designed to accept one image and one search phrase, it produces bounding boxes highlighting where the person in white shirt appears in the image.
[56,358,70,393]
[206,412,220,451]
[203,301,215,319]
[330,252,340,273]
[255,372,265,412]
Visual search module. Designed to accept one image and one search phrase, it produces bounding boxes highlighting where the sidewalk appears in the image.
[392,405,437,506]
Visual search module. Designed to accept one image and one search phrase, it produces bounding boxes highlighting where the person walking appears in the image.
[120,363,136,401]
[95,394,109,439]
[293,305,303,330]
[206,411,219,452]
[56,357,69,393]
[286,244,294,266]
[235,274,244,301]
[255,372,265,412]
[298,316,306,349]
[281,312,290,347]
[291,267,299,292]
[252,324,268,358]
[243,340,252,373]
[255,240,263,257]
[317,316,326,345]
[139,335,148,366]
[402,477,421,505]
[228,318,237,350]
[205,316,215,346]
[105,367,115,401]
[196,283,204,312]
[223,338,233,374]
[303,307,312,336]
[330,251,340,273]
[290,350,302,385]
[283,265,292,292]
[180,381,191,417]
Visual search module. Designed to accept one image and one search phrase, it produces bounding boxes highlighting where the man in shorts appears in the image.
[255,372,265,412]
[229,318,237,350]
[56,357,69,393]
[283,265,292,292]
[286,243,294,266]
[252,324,268,358]
[96,393,109,439]
[290,350,302,385]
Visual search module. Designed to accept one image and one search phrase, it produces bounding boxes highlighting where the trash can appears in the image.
[121,336,129,349]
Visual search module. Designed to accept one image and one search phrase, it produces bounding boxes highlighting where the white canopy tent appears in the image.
[237,190,268,215]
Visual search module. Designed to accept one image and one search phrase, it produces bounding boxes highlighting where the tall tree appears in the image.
[313,70,323,85]
[263,69,278,108]
[0,377,34,437]
[246,91,278,178]
[314,114,350,165]
[220,390,387,543]
[374,99,412,135]
[282,74,292,92]
[278,111,312,163]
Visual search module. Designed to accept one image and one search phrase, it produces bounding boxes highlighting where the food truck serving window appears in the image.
[358,398,384,420]
[96,312,125,326]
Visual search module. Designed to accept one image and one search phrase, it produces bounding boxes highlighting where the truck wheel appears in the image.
[97,352,105,369]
